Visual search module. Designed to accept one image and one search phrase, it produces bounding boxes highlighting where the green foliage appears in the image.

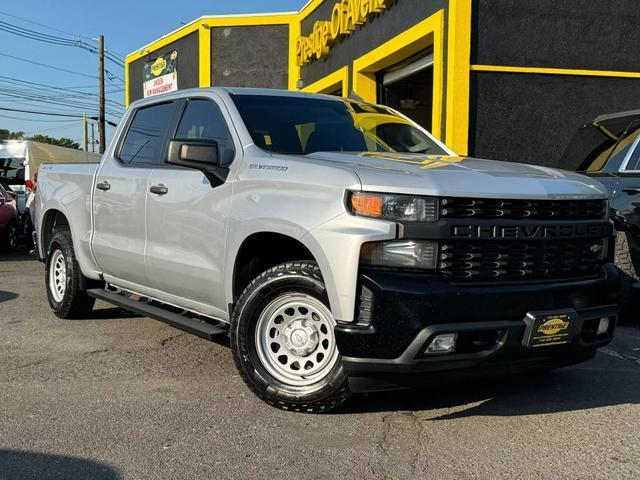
[26,134,80,150]
[0,129,25,140]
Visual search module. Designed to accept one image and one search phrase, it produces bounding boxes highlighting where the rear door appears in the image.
[144,96,238,318]
[92,101,178,288]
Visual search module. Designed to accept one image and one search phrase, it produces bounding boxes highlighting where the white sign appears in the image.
[143,51,178,98]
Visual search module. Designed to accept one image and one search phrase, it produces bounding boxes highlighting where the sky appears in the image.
[0,0,306,149]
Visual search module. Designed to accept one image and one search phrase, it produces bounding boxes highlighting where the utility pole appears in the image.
[91,123,95,153]
[83,112,88,151]
[98,35,106,154]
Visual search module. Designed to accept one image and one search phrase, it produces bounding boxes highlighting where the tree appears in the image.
[27,134,80,150]
[0,129,25,140]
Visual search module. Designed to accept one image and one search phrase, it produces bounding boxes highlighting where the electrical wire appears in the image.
[0,51,98,79]
[0,18,125,67]
[0,107,118,127]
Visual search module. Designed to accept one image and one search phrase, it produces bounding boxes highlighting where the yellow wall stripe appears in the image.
[352,10,445,140]
[445,0,472,156]
[471,64,640,79]
[199,24,211,88]
[302,66,349,97]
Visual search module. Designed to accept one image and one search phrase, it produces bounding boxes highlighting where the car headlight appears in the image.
[347,191,439,223]
[360,241,439,270]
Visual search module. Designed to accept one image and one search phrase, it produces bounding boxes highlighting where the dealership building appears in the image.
[126,0,640,169]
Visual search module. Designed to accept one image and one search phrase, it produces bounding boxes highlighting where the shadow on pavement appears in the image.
[80,306,144,321]
[0,290,18,303]
[0,450,121,480]
[342,364,640,418]
[0,249,36,263]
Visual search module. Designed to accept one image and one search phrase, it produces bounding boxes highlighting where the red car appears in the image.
[0,183,18,251]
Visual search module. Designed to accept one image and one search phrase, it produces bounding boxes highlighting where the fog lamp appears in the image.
[597,317,610,336]
[425,333,457,355]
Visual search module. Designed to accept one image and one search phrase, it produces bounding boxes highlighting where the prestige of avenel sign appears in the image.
[296,0,395,65]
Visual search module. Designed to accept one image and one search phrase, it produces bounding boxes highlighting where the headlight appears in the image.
[348,191,439,223]
[360,241,439,269]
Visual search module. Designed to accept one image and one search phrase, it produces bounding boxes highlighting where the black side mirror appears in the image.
[167,139,229,183]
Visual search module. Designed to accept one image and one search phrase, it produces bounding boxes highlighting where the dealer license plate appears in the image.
[523,310,577,348]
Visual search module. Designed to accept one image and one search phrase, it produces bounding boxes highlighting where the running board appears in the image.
[87,289,227,340]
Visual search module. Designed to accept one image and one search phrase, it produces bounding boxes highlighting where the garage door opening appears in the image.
[379,52,434,132]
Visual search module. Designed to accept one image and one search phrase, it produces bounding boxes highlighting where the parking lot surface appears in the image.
[1,251,639,480]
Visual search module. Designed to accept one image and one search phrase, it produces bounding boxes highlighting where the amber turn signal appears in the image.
[351,192,383,218]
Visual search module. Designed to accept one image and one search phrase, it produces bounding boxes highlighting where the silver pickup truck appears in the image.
[34,88,620,412]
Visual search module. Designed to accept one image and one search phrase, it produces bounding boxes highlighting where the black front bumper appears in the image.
[335,265,620,392]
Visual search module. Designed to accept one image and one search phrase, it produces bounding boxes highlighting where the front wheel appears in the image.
[45,228,95,319]
[230,261,350,413]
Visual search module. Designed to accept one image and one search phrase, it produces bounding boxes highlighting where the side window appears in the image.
[608,122,640,172]
[175,99,235,165]
[119,102,175,166]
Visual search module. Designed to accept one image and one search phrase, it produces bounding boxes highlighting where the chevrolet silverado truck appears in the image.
[34,88,620,412]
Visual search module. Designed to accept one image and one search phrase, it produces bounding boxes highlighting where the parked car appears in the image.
[0,140,101,244]
[0,183,18,252]
[561,110,640,282]
[34,88,619,412]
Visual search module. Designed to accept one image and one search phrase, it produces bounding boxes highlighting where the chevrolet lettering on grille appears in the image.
[451,224,610,240]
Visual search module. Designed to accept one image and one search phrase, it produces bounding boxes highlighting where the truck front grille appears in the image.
[440,198,607,221]
[439,238,605,282]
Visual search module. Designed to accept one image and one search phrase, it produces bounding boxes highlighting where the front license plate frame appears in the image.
[522,309,578,348]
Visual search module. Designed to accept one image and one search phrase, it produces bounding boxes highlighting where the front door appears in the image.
[145,97,238,318]
[92,101,177,288]
[616,124,640,272]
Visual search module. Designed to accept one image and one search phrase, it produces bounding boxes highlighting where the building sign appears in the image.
[144,51,178,98]
[296,0,395,65]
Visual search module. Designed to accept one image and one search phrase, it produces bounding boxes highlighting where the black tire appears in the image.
[230,261,350,413]
[615,233,639,281]
[1,220,18,252]
[45,228,96,319]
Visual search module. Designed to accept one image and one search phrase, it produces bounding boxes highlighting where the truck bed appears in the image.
[35,162,99,274]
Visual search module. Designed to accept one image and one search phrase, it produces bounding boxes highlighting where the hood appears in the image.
[302,152,609,200]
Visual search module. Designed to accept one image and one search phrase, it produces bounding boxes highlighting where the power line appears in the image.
[0,9,85,41]
[0,107,119,126]
[0,75,124,96]
[0,19,125,67]
[0,51,98,79]
[0,88,124,116]
[0,80,126,110]
[0,113,86,123]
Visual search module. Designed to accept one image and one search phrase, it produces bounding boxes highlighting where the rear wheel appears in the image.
[45,228,95,319]
[231,261,350,413]
[3,221,18,252]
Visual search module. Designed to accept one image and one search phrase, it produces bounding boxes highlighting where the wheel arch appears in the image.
[228,230,338,318]
[40,208,70,260]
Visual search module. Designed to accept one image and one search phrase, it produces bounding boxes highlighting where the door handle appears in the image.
[96,181,111,191]
[150,184,168,195]
[623,187,640,195]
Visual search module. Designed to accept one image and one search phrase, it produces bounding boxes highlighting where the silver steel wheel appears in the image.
[49,249,67,303]
[255,293,339,388]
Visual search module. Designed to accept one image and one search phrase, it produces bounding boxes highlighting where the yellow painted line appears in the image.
[471,64,640,79]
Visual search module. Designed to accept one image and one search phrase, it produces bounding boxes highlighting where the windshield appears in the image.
[231,94,448,156]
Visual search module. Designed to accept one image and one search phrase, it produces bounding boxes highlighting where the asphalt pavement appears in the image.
[1,250,639,480]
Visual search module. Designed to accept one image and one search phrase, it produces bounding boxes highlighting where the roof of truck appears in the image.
[592,108,640,125]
